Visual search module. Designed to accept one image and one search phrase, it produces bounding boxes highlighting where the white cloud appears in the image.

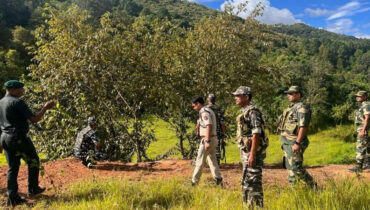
[354,32,370,39]
[303,1,369,20]
[220,0,301,25]
[338,1,360,11]
[327,1,368,20]
[326,18,355,34]
[304,8,333,17]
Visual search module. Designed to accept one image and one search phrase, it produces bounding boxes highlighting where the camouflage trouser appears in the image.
[356,134,369,167]
[282,143,315,186]
[241,149,264,207]
[216,138,221,165]
[75,150,96,167]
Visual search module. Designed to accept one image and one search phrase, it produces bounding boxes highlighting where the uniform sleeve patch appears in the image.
[203,115,208,120]
[364,105,370,115]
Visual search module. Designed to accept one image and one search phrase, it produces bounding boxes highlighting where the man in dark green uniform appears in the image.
[348,91,370,172]
[277,86,316,187]
[0,80,54,206]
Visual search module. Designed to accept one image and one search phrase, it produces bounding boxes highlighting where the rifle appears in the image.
[220,137,226,163]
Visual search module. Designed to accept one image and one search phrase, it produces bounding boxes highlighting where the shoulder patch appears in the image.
[203,115,209,120]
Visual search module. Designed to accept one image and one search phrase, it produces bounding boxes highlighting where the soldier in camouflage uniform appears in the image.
[74,117,104,168]
[206,94,226,165]
[348,91,370,172]
[232,86,269,208]
[277,86,316,187]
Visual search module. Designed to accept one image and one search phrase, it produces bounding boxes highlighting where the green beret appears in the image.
[4,80,24,89]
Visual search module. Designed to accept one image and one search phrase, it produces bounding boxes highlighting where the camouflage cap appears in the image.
[4,80,24,89]
[355,91,367,97]
[232,86,251,96]
[207,93,215,99]
[88,117,97,125]
[284,86,301,94]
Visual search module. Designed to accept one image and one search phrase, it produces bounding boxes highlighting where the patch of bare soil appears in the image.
[0,158,368,207]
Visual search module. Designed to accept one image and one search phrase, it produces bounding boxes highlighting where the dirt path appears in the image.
[0,158,369,206]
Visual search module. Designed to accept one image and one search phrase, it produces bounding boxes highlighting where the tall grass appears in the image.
[32,177,369,210]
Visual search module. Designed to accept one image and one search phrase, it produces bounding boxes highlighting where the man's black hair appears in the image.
[191,96,204,105]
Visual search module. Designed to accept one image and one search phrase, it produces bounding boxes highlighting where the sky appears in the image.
[189,0,370,39]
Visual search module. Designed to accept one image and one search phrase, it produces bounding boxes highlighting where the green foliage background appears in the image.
[0,0,369,161]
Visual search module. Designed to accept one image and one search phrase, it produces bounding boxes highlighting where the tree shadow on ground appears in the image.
[94,162,175,172]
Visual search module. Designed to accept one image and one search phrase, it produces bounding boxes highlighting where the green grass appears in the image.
[147,121,356,166]
[0,152,47,166]
[0,122,356,166]
[0,153,6,165]
[29,177,369,210]
[146,118,179,159]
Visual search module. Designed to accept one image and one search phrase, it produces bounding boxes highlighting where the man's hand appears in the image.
[247,153,256,167]
[359,130,366,138]
[292,144,300,153]
[95,144,101,150]
[43,101,55,110]
[204,142,210,151]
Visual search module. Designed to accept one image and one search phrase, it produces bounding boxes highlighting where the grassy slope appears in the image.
[32,178,369,209]
[0,120,355,166]
[149,120,356,166]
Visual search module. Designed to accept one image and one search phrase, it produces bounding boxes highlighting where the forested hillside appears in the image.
[0,0,369,161]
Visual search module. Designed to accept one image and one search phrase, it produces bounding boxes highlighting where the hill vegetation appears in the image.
[0,0,369,161]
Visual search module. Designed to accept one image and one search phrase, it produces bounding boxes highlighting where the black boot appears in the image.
[216,178,223,187]
[348,164,363,173]
[6,195,26,206]
[28,186,46,196]
[362,158,370,170]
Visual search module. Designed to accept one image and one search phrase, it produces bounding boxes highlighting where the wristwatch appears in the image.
[294,141,300,145]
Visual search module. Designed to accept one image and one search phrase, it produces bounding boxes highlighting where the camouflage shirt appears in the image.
[206,103,225,139]
[236,103,268,151]
[355,101,370,133]
[279,102,311,144]
[74,125,99,157]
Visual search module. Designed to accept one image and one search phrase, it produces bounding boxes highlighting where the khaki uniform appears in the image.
[192,107,222,184]
[278,102,315,186]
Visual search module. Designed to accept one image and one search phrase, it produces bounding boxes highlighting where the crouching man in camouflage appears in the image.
[348,91,370,172]
[277,86,316,187]
[232,86,269,208]
[74,117,106,168]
